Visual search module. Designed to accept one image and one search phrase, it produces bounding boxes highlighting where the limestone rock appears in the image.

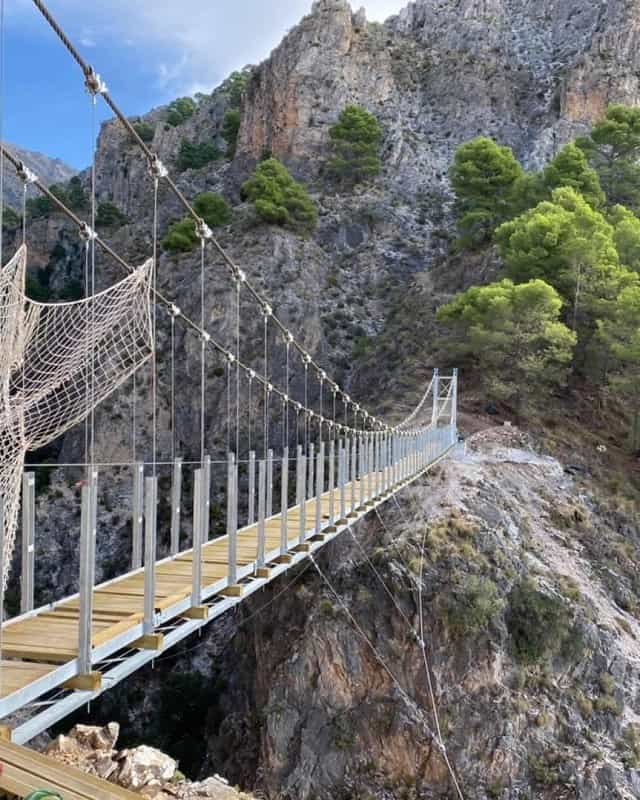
[115,744,177,789]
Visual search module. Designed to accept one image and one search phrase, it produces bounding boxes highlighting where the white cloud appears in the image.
[16,0,407,96]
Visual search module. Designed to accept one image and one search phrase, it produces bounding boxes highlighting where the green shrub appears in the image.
[445,575,504,636]
[96,201,127,228]
[506,579,574,663]
[67,176,87,210]
[176,139,221,172]
[2,206,21,232]
[241,158,317,232]
[162,192,231,252]
[327,105,382,186]
[222,109,241,158]
[221,70,249,108]
[133,121,155,143]
[26,183,69,218]
[162,218,198,253]
[193,192,232,228]
[167,96,197,127]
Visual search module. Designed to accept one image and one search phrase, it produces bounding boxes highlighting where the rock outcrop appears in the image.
[46,723,254,800]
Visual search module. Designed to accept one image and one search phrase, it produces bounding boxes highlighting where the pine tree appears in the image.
[450,137,524,246]
[242,158,317,232]
[327,106,382,187]
[437,278,576,411]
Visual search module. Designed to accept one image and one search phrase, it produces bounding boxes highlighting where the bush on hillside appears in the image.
[241,158,317,232]
[167,97,197,127]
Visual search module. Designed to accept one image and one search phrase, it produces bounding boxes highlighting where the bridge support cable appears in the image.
[27,0,437,447]
[0,143,375,447]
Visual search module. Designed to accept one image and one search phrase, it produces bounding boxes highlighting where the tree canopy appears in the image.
[598,284,640,450]
[437,278,576,409]
[326,105,383,187]
[242,158,317,232]
[496,188,622,332]
[577,104,640,211]
[449,136,525,246]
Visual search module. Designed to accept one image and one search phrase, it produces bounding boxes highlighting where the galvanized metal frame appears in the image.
[170,457,182,556]
[20,472,35,614]
[131,462,144,570]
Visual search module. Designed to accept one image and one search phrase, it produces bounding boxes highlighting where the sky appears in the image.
[3,0,407,169]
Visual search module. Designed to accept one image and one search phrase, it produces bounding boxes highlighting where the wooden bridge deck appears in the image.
[0,428,456,748]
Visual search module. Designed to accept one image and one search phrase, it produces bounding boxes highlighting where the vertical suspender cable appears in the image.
[226,361,231,455]
[263,314,268,459]
[170,311,176,463]
[83,241,90,465]
[151,177,159,476]
[200,239,205,467]
[248,375,253,453]
[285,340,290,444]
[89,94,97,471]
[235,281,240,456]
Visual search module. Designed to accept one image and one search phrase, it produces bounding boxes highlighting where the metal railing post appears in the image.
[432,368,440,427]
[203,454,211,542]
[266,449,273,518]
[297,445,306,544]
[192,469,203,606]
[227,452,238,586]
[248,450,256,525]
[170,457,182,556]
[359,435,365,508]
[143,476,158,636]
[315,442,324,534]
[78,470,98,674]
[350,436,357,513]
[257,459,266,567]
[339,440,346,521]
[307,442,315,502]
[20,472,35,614]
[131,462,144,570]
[280,447,289,555]
[328,439,335,527]
[451,368,458,433]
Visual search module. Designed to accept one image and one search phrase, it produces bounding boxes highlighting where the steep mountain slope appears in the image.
[2,143,76,209]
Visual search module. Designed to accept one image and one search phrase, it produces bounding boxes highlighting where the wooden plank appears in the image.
[64,672,102,692]
[0,740,140,799]
[0,661,58,698]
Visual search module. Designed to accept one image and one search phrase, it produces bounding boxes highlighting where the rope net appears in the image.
[0,244,154,585]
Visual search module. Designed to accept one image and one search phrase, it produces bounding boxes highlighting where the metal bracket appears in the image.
[16,162,38,185]
[84,67,108,96]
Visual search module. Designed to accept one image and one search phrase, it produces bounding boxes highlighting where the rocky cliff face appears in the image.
[2,143,76,210]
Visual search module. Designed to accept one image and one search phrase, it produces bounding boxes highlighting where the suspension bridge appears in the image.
[0,1,461,796]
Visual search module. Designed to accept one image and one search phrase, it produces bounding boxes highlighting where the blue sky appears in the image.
[3,0,406,169]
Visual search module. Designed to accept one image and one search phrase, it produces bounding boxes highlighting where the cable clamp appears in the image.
[295,402,302,412]
[79,222,97,242]
[170,304,181,317]
[17,162,38,185]
[309,410,315,418]
[303,353,312,366]
[85,67,108,96]
[197,219,213,241]
[149,155,169,179]
[355,403,361,412]
[283,394,289,403]
[267,383,273,393]
[249,369,256,380]
[227,352,236,364]
[345,394,352,404]
[202,332,211,343]
[263,303,273,318]
[320,370,327,381]
[236,268,246,284]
